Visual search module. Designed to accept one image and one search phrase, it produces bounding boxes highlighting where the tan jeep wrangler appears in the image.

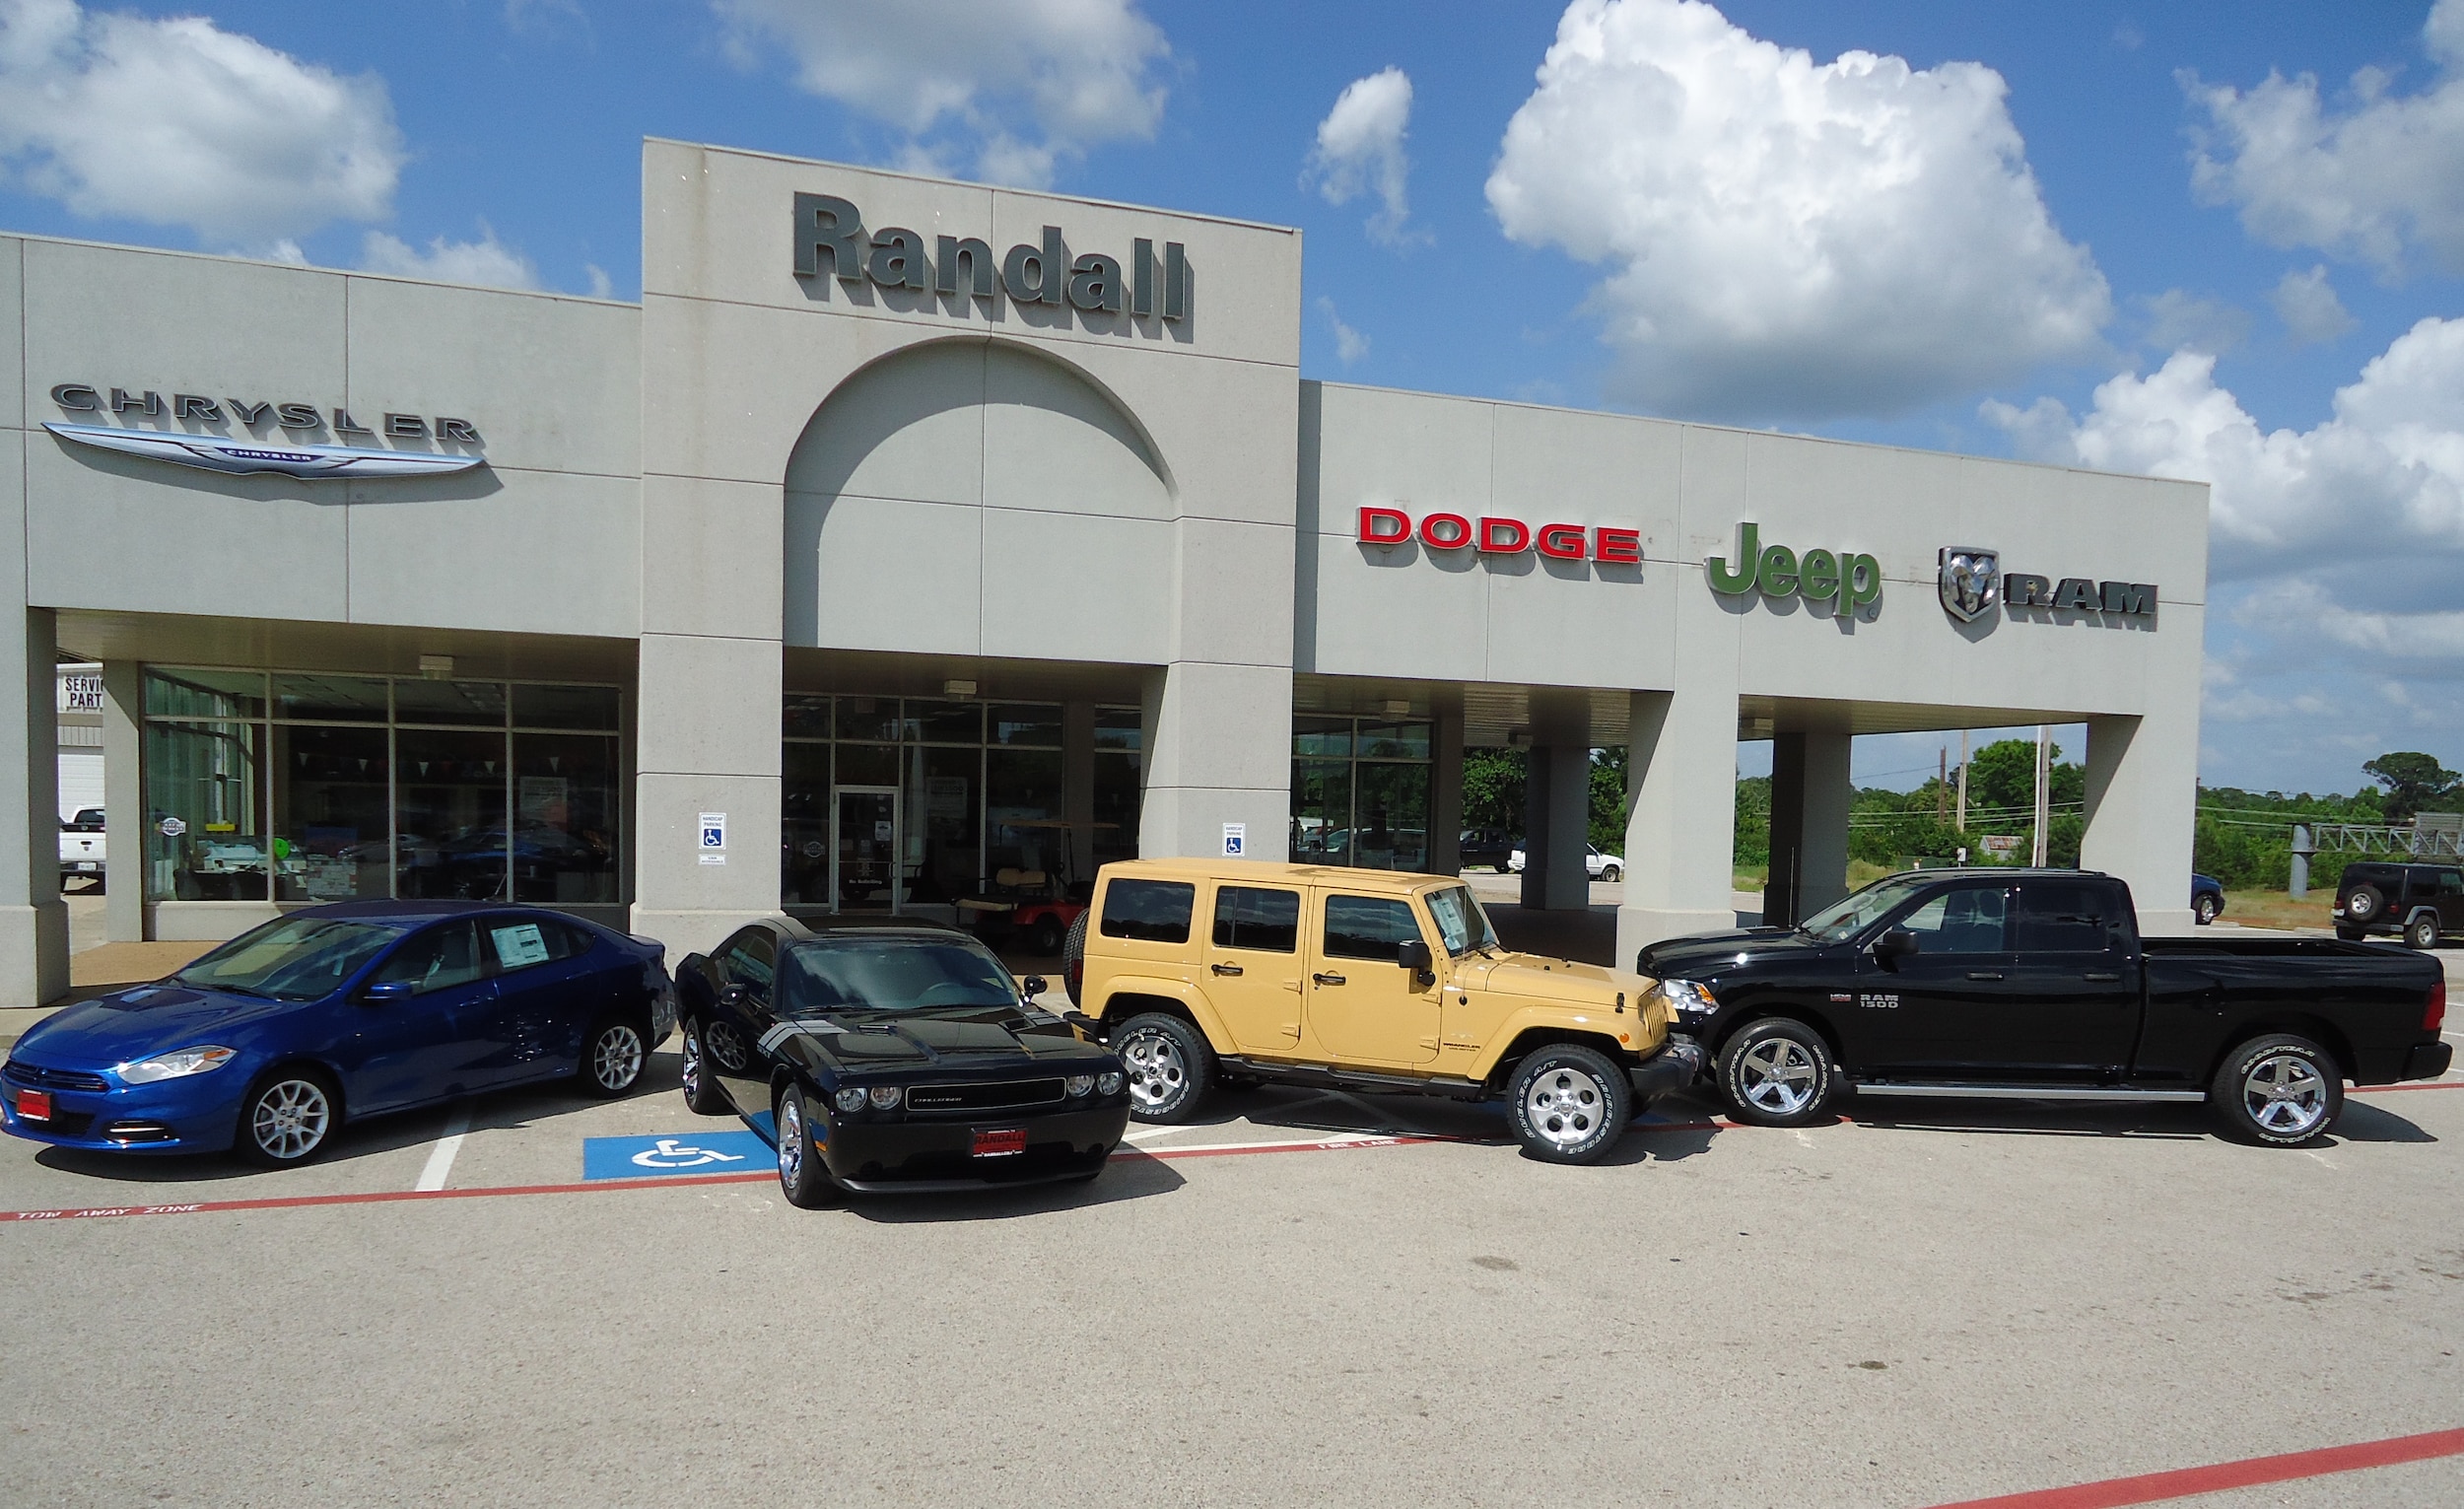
[1061,858,1702,1164]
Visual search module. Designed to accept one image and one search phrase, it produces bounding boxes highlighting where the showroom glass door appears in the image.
[834,788,902,915]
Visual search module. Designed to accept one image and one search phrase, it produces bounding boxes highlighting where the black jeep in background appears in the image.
[2335,861,2463,948]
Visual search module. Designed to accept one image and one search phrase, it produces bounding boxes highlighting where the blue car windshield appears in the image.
[778,937,1020,1014]
[174,917,408,1001]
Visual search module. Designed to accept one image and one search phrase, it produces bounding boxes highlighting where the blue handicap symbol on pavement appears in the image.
[582,1132,770,1181]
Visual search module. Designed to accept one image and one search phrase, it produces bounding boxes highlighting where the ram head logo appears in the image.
[1938,546,2001,623]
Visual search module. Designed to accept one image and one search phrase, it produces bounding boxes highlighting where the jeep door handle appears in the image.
[1966,971,2005,981]
[2083,972,2121,982]
[1312,971,1346,987]
[1210,962,1244,976]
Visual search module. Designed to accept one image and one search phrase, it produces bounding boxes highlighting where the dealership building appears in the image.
[0,139,2208,1005]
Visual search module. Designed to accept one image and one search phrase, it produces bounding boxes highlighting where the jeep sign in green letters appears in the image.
[1706,523,1882,618]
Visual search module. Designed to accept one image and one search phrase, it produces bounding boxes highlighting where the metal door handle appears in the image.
[1967,971,2005,981]
[1210,962,1244,976]
[1312,971,1346,987]
[2083,972,2121,982]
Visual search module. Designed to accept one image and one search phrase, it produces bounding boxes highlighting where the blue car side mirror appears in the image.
[363,981,413,1003]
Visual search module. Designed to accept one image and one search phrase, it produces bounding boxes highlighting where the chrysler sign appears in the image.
[45,383,485,480]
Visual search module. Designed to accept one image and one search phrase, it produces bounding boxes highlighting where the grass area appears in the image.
[2215,889,2337,932]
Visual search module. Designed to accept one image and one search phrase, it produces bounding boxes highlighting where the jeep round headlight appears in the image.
[1097,1069,1124,1095]
[867,1085,903,1110]
[1064,1074,1095,1097]
[117,1046,237,1083]
[1656,979,1717,1022]
[834,1086,867,1113]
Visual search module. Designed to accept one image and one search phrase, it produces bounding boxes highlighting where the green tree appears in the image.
[1589,746,1627,852]
[1460,748,1525,833]
[1735,774,1772,867]
[2361,751,2461,822]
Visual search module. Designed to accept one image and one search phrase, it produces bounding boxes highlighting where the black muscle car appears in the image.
[673,918,1130,1205]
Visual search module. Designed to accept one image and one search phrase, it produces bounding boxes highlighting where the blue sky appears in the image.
[3,0,2459,799]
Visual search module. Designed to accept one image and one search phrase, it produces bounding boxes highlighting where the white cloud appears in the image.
[360,228,539,291]
[2268,264,2358,344]
[2137,289,2250,355]
[584,262,613,300]
[1484,0,2109,423]
[1316,297,1368,365]
[711,0,1169,189]
[2185,0,2464,275]
[1305,67,1417,246]
[0,0,401,245]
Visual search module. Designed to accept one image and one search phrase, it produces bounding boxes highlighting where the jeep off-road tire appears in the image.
[2344,884,2385,923]
[1716,1017,1837,1128]
[1504,1045,1631,1164]
[2211,1033,2343,1146]
[2406,913,2440,950]
[1061,912,1089,1007]
[1115,1012,1211,1124]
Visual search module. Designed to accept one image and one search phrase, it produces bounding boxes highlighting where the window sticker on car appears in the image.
[492,924,550,969]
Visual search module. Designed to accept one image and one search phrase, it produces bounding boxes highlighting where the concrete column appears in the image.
[102,661,144,942]
[1520,744,1591,911]
[1762,730,1852,928]
[1426,696,1464,877]
[629,633,782,960]
[1062,701,1096,884]
[1138,661,1291,861]
[0,610,69,1007]
[2080,713,2197,935]
[1616,686,1738,964]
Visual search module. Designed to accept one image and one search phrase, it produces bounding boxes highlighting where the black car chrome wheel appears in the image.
[679,1018,729,1115]
[775,1086,838,1208]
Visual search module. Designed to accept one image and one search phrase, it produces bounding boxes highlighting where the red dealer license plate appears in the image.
[16,1089,52,1122]
[972,1128,1027,1158]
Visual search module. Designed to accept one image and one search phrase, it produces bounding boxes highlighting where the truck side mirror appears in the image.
[1397,938,1435,986]
[1870,929,1917,967]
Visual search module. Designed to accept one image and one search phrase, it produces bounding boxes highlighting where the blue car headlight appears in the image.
[117,1046,238,1084]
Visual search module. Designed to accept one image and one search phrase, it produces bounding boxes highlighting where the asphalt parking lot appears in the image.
[4,1016,2461,1509]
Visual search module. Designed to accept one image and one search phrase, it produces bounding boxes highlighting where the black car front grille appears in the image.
[904,1078,1067,1112]
[5,1061,109,1093]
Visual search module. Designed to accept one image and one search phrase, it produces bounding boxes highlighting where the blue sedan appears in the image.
[1,902,676,1167]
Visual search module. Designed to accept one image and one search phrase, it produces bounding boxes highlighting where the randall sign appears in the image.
[793,193,1190,320]
[44,383,485,480]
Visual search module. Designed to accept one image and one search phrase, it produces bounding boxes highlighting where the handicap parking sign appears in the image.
[582,1132,769,1181]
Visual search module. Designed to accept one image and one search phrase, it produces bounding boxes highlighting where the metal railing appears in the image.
[2300,823,2463,858]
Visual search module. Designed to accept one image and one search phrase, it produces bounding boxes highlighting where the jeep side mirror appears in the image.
[1397,938,1435,987]
[363,981,412,1003]
[1022,974,1047,1000]
[1871,929,1918,966]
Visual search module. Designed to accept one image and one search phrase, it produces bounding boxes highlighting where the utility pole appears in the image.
[2031,724,2052,866]
[1937,746,1948,822]
[1955,729,1968,833]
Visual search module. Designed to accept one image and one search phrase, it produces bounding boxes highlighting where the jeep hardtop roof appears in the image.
[1096,857,1464,892]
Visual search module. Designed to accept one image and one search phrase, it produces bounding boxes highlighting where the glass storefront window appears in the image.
[912,701,984,745]
[1093,750,1141,866]
[782,741,832,905]
[143,667,624,909]
[396,728,510,899]
[783,694,833,740]
[1093,707,1143,751]
[1290,715,1434,872]
[513,733,619,903]
[274,675,387,722]
[146,720,268,899]
[835,697,907,742]
[512,684,619,731]
[989,704,1062,747]
[836,742,898,787]
[395,680,508,727]
[987,748,1064,872]
[908,745,982,901]
[271,724,389,901]
[147,669,266,720]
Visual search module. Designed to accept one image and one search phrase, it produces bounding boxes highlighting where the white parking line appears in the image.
[412,1104,473,1192]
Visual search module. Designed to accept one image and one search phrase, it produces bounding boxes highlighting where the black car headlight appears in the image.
[867,1086,903,1110]
[833,1086,867,1114]
[1065,1074,1096,1097]
[1097,1069,1125,1096]
[1655,978,1717,1024]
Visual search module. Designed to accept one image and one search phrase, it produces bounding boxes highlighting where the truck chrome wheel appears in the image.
[1523,1064,1606,1148]
[2241,1053,2330,1137]
[1121,1029,1188,1112]
[1737,1039,1818,1116]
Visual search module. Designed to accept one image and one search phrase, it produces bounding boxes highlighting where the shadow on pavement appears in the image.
[836,1149,1186,1222]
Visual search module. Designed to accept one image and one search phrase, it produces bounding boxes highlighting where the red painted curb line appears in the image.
[1919,1425,2464,1508]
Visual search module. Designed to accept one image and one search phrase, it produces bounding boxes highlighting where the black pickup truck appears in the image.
[1640,868,2450,1146]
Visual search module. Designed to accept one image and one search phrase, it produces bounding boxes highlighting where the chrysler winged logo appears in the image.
[43,422,485,480]
[1938,545,2000,623]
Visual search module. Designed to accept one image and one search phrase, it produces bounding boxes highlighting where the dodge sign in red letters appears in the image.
[1358,507,1640,566]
